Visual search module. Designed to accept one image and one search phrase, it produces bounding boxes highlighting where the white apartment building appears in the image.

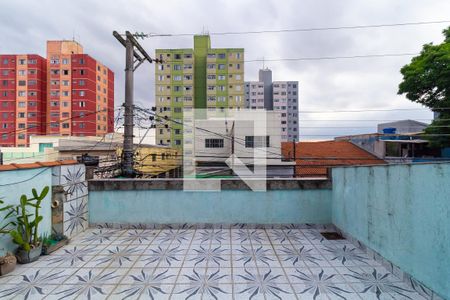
[245,68,299,142]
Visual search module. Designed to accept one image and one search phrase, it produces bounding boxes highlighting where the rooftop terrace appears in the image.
[0,161,448,299]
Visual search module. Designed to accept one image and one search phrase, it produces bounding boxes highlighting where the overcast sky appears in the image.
[1,0,449,140]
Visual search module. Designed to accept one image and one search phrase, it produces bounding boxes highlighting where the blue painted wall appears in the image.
[0,168,52,256]
[332,163,450,299]
[89,189,332,225]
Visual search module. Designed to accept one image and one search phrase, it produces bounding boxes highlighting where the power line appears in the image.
[298,107,450,113]
[158,52,419,65]
[2,107,116,137]
[2,112,125,164]
[144,20,450,37]
[298,119,448,122]
[0,167,50,187]
[244,53,419,63]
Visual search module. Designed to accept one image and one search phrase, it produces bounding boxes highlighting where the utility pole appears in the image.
[113,31,162,177]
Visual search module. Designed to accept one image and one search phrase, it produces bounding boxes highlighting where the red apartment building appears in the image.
[0,41,114,147]
[0,55,47,147]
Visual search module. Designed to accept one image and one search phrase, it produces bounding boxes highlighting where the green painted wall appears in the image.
[332,163,450,299]
[193,35,210,109]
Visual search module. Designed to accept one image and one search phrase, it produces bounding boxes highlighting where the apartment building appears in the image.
[0,41,114,147]
[245,68,299,142]
[155,35,244,148]
[0,55,47,147]
[46,41,114,137]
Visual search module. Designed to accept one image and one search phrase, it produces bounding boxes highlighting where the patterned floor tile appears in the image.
[0,227,437,300]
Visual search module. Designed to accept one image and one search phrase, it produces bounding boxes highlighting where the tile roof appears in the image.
[0,160,78,171]
[281,141,386,177]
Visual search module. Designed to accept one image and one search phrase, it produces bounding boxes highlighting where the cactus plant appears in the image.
[0,199,16,235]
[9,186,49,253]
[0,199,17,275]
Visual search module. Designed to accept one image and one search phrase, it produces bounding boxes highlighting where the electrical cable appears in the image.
[144,20,450,37]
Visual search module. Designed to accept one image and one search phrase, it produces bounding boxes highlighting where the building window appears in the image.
[79,91,85,96]
[18,112,25,118]
[18,102,26,108]
[62,123,69,129]
[205,138,224,148]
[173,64,182,71]
[18,91,26,97]
[218,64,225,70]
[207,64,215,69]
[218,53,226,59]
[18,80,26,86]
[245,136,270,148]
[18,133,26,139]
[79,101,86,107]
[19,59,26,65]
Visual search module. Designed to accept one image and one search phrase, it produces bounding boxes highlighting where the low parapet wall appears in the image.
[88,178,332,226]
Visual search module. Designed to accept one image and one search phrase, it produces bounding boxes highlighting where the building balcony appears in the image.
[0,162,448,299]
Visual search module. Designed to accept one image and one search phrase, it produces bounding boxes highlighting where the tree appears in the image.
[398,27,450,148]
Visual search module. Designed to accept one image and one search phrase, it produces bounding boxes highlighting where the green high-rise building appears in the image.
[155,35,244,147]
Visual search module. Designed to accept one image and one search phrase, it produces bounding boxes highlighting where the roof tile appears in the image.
[282,141,386,177]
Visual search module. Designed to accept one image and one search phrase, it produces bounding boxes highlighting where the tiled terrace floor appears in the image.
[0,227,432,300]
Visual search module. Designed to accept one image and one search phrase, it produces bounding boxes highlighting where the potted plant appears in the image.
[42,233,69,255]
[10,186,49,264]
[0,199,17,275]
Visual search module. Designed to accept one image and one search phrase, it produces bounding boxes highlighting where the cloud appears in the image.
[1,0,448,140]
